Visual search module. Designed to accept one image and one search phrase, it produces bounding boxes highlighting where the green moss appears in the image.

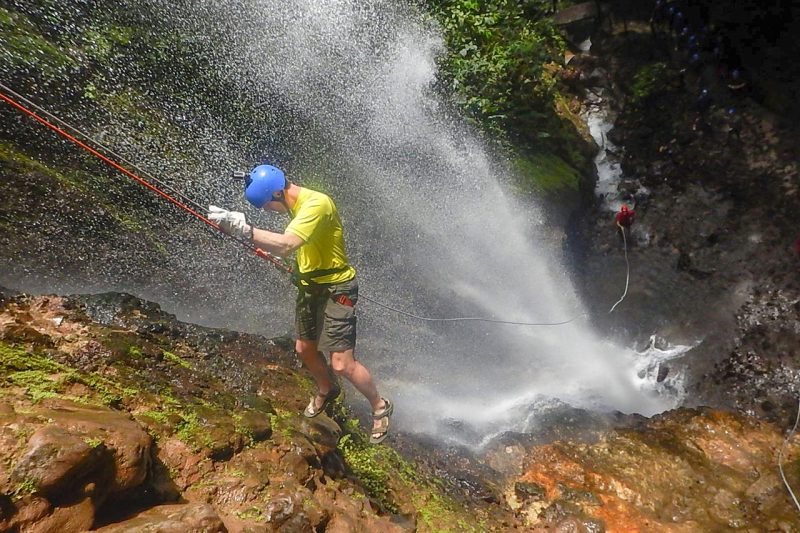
[127,346,142,358]
[11,477,37,500]
[0,7,76,78]
[138,409,170,425]
[0,341,138,406]
[0,343,63,374]
[268,409,295,440]
[224,466,246,478]
[232,412,255,441]
[82,25,134,63]
[0,143,76,190]
[84,437,103,448]
[338,433,398,511]
[7,370,61,403]
[514,150,581,194]
[108,211,145,233]
[67,371,139,406]
[175,409,213,450]
[235,506,264,521]
[162,351,192,369]
[416,492,465,532]
[630,62,671,105]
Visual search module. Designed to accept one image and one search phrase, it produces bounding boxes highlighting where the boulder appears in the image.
[94,502,226,532]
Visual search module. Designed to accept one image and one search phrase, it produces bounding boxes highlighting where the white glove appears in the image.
[208,205,253,240]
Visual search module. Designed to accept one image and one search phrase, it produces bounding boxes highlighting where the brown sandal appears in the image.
[303,385,341,418]
[370,398,393,444]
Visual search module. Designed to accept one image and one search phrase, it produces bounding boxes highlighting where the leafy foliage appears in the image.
[429,0,564,132]
[630,62,671,105]
[428,0,592,204]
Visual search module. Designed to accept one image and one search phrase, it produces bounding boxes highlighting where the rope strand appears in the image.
[0,83,582,328]
[359,293,583,326]
[0,82,208,215]
[779,397,800,513]
[609,223,630,313]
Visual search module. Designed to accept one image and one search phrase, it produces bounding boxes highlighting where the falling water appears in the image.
[1,0,683,447]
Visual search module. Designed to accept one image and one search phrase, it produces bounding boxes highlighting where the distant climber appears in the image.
[615,204,636,229]
[727,68,748,96]
[208,165,393,444]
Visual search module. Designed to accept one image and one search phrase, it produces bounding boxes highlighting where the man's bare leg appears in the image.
[330,349,387,434]
[296,339,334,407]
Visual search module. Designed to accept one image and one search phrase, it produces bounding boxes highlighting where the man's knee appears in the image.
[295,339,319,361]
[330,351,356,376]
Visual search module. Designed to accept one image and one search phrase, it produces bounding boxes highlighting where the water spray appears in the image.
[1,83,582,328]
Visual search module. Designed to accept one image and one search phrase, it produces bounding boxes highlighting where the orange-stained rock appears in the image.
[27,494,95,533]
[500,408,800,531]
[94,502,227,532]
[0,399,153,533]
[11,425,102,497]
[33,400,152,493]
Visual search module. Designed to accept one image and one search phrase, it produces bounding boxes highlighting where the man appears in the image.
[208,165,392,444]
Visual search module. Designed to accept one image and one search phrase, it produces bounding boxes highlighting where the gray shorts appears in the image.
[295,278,358,352]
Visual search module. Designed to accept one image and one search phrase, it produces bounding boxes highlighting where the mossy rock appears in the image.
[0,7,76,79]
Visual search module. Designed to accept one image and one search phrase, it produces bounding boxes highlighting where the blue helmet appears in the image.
[245,165,286,208]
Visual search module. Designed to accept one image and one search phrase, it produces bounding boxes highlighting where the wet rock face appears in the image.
[494,408,800,531]
[94,502,227,532]
[572,14,800,424]
[1,292,509,532]
[0,400,152,533]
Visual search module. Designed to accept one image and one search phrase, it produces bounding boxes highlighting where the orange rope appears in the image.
[0,88,292,275]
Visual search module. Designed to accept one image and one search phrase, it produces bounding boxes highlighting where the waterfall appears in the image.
[2,0,682,447]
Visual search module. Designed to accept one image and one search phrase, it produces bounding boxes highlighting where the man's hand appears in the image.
[208,205,253,240]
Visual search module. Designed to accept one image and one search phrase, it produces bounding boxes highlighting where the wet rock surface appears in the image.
[489,408,800,531]
[0,292,515,532]
[571,11,800,426]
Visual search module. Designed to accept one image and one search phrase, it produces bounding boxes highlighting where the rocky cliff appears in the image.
[2,290,798,531]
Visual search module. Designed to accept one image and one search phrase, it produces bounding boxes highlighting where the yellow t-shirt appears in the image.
[285,188,356,285]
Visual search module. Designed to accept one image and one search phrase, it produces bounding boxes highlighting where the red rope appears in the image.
[0,89,292,275]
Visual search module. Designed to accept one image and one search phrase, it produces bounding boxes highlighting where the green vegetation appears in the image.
[0,341,137,406]
[630,62,671,105]
[268,408,296,440]
[235,506,264,521]
[0,343,61,374]
[0,143,80,191]
[336,412,480,530]
[162,351,192,369]
[0,7,76,78]
[175,410,213,449]
[428,0,592,205]
[430,0,565,131]
[338,433,396,509]
[84,437,104,448]
[137,409,170,425]
[7,370,61,402]
[514,150,581,195]
[82,25,134,63]
[232,412,255,441]
[11,477,37,500]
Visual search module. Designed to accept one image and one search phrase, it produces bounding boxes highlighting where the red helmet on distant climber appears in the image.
[615,204,635,228]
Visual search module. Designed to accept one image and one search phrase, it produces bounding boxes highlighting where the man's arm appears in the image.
[252,228,304,257]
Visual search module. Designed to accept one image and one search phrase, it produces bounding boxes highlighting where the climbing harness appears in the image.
[0,83,581,327]
[608,223,630,314]
[779,397,800,514]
